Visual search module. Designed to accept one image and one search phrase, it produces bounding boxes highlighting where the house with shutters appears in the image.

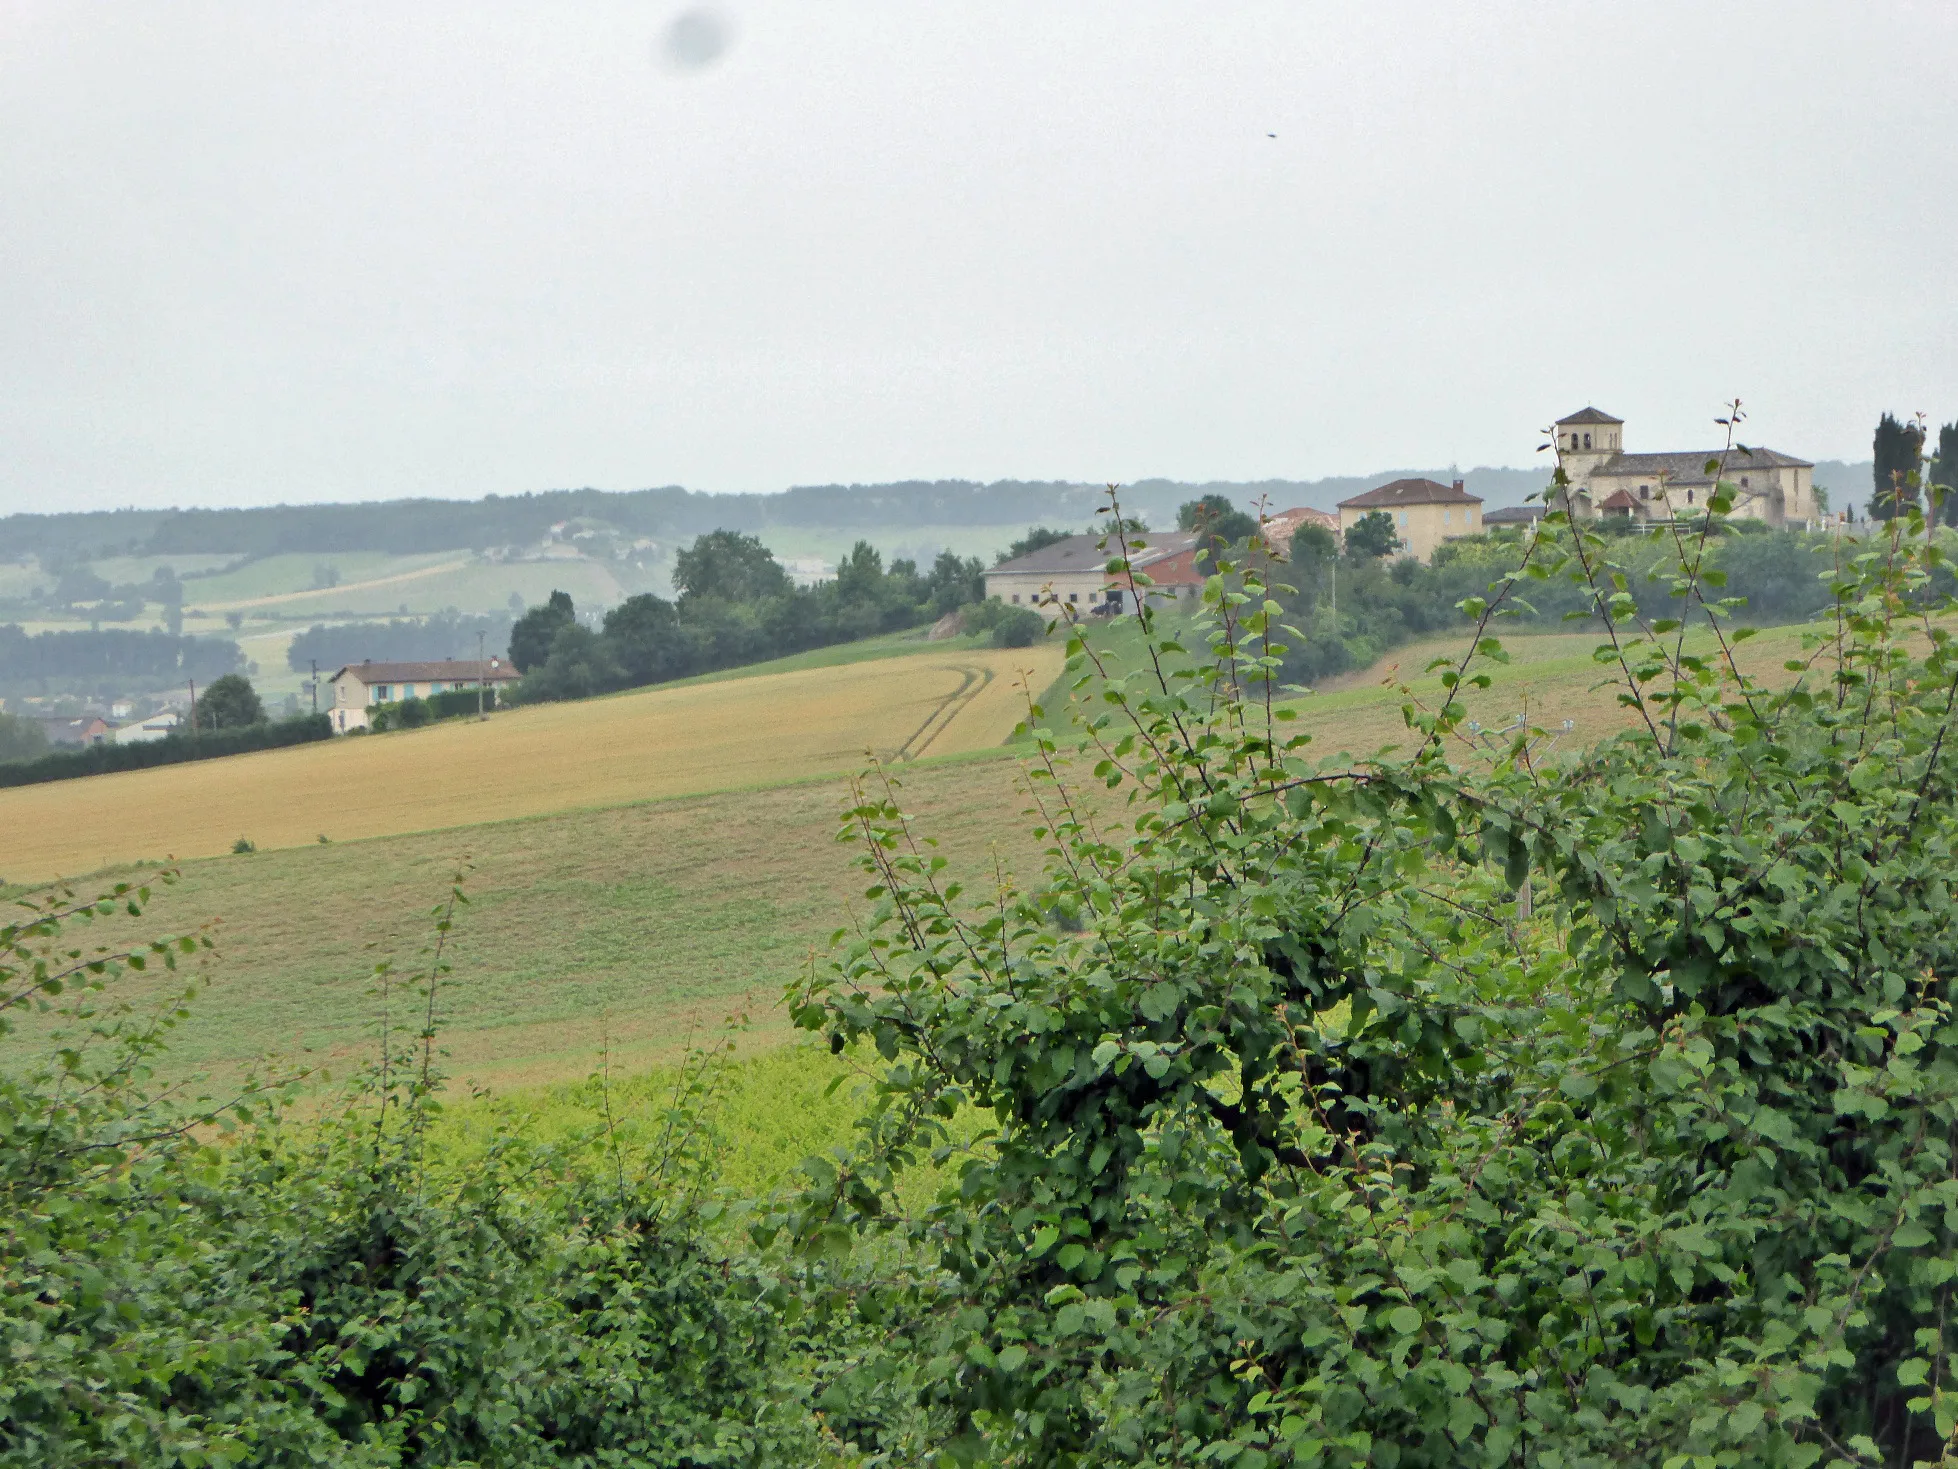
[1551,407,1817,527]
[327,658,521,732]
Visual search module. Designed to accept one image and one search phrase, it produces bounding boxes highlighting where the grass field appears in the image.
[6,754,1044,1090]
[4,615,1836,1098]
[0,643,1065,884]
[177,551,465,607]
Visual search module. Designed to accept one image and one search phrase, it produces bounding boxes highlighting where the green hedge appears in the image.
[367,686,499,732]
[0,714,333,789]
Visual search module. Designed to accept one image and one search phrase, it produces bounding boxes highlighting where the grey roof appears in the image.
[1483,504,1546,524]
[332,658,519,684]
[1586,447,1812,487]
[1557,406,1624,426]
[990,531,1198,576]
[1338,477,1482,510]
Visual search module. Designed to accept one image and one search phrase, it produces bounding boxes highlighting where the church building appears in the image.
[1552,407,1817,528]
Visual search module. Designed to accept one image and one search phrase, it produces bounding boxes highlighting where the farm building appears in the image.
[985,531,1206,619]
[328,658,520,732]
[116,711,182,744]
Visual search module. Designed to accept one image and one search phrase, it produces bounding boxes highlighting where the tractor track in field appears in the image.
[892,663,995,762]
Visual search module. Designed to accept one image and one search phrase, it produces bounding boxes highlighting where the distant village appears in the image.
[5,405,1837,751]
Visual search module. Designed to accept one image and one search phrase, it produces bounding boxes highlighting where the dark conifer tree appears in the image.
[1872,412,1926,520]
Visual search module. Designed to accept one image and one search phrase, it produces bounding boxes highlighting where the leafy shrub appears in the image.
[990,605,1047,648]
[0,874,823,1465]
[781,482,1958,1466]
[231,835,255,854]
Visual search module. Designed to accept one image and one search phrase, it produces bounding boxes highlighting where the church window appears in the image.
[1569,433,1580,450]
[1638,485,1649,500]
[1583,433,1593,449]
[1686,490,1695,505]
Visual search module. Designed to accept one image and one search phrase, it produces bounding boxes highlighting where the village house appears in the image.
[1551,407,1816,526]
[35,714,113,747]
[327,658,520,732]
[1337,479,1485,563]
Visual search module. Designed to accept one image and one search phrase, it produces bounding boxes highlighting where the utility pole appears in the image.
[187,679,197,742]
[477,631,487,721]
[309,659,319,714]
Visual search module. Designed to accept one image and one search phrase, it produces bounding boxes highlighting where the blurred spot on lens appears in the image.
[662,7,734,71]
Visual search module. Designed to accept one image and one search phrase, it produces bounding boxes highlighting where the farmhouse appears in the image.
[985,531,1206,619]
[328,658,520,732]
[1337,479,1484,563]
[1552,407,1817,527]
[985,508,1343,619]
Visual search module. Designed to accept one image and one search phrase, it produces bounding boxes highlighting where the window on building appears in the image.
[1011,594,1020,604]
[1068,592,1078,603]
[1740,476,1749,487]
[1686,490,1694,505]
[1569,433,1579,450]
[1638,485,1649,500]
[373,685,390,702]
[1442,509,1450,524]
[1583,433,1593,449]
[1398,511,1408,526]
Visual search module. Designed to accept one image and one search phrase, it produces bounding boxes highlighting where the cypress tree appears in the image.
[1872,412,1926,520]
[1931,421,1958,527]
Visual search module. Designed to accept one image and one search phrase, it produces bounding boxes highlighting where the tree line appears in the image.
[285,612,516,675]
[1269,515,1854,683]
[0,624,241,696]
[506,532,990,702]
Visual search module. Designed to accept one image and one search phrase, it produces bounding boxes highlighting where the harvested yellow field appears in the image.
[0,645,1063,883]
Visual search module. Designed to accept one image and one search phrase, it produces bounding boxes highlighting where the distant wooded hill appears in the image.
[0,462,1873,562]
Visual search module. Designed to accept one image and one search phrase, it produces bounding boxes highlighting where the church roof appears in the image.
[1558,406,1624,426]
[1337,477,1482,510]
[1588,447,1813,487]
[1598,488,1642,510]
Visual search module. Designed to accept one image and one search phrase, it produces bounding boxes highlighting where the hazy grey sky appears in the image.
[3,1,1954,513]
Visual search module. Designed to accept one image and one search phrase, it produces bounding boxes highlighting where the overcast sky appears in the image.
[3,1,1955,514]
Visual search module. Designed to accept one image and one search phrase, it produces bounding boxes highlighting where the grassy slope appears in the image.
[6,616,1830,1100]
[0,642,1065,883]
[7,754,1043,1092]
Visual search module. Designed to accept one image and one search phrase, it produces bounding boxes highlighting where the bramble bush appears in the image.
[781,415,1958,1467]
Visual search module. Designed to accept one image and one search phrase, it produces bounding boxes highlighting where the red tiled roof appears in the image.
[1337,478,1483,510]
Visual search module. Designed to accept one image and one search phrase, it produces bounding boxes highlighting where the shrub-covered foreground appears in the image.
[10,440,1958,1466]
